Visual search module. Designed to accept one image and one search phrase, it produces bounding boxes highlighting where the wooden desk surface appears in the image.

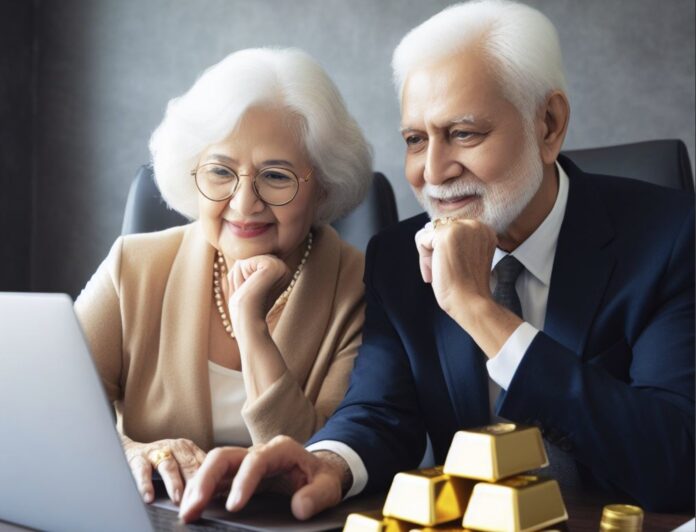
[1,490,692,531]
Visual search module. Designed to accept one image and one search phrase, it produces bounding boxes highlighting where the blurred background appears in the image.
[1,0,694,298]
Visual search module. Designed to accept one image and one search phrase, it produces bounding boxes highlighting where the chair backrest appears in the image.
[121,165,398,252]
[562,139,694,193]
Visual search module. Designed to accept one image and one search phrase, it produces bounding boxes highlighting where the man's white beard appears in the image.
[413,133,544,234]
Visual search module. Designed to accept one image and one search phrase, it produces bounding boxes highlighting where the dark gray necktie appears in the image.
[492,255,524,319]
[491,255,580,490]
[488,255,524,421]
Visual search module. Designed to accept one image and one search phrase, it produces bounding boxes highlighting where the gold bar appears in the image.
[462,475,567,532]
[343,510,411,532]
[382,466,475,526]
[407,525,468,531]
[443,423,548,481]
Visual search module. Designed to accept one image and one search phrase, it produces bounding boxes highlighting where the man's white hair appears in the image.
[150,48,373,225]
[392,0,568,119]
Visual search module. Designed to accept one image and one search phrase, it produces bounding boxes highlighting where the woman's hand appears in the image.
[227,255,292,324]
[219,254,293,400]
[122,436,207,505]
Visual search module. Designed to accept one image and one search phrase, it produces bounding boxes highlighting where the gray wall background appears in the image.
[0,0,35,292]
[2,0,694,297]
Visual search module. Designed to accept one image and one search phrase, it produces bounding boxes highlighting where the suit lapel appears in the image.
[434,303,491,428]
[544,157,616,356]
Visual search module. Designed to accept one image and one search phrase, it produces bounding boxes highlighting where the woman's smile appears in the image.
[224,219,274,238]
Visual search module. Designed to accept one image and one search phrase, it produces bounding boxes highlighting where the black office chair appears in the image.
[121,165,398,252]
[562,139,694,193]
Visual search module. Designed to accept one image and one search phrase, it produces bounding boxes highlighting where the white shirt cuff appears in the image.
[486,322,539,390]
[305,440,368,499]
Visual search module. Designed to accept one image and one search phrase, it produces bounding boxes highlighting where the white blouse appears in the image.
[208,361,253,447]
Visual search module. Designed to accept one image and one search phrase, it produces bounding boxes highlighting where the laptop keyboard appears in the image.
[146,505,251,532]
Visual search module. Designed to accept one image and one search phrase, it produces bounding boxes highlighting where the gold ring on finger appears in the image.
[151,448,174,469]
[433,216,456,229]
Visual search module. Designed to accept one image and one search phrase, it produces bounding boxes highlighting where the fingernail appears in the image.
[174,488,182,504]
[300,496,314,518]
[178,500,187,514]
[226,490,241,511]
[144,490,154,503]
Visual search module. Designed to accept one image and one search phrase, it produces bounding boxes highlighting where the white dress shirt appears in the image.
[487,163,569,388]
[307,163,570,498]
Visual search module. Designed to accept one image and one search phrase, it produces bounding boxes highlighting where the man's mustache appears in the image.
[421,179,486,200]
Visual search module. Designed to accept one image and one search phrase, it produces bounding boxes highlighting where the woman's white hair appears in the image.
[392,0,568,120]
[150,48,373,225]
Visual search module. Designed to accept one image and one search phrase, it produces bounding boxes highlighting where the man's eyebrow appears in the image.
[399,114,483,134]
[449,114,477,125]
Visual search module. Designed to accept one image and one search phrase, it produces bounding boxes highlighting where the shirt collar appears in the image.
[492,161,569,286]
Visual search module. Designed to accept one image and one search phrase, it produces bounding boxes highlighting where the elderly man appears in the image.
[180,0,694,521]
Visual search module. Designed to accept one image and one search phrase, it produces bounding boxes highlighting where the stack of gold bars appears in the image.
[344,423,568,531]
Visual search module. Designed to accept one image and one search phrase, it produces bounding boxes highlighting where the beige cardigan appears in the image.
[74,222,365,451]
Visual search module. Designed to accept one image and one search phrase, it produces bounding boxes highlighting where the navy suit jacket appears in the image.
[308,156,695,511]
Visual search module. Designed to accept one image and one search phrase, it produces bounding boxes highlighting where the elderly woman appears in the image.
[74,48,372,505]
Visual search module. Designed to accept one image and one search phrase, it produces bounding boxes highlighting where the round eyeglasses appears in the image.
[191,163,312,206]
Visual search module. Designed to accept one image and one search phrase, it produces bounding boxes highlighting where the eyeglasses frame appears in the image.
[190,162,313,207]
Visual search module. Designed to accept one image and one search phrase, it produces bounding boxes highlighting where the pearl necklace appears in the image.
[212,232,313,339]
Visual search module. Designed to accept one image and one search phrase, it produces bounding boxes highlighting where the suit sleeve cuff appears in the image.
[305,440,368,499]
[486,322,539,390]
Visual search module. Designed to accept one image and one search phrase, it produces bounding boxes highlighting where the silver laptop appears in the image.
[0,292,384,532]
[0,292,153,532]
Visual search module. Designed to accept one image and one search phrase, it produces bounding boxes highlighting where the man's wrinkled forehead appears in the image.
[399,51,504,129]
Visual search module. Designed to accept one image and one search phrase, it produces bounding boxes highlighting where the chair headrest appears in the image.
[562,139,694,193]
